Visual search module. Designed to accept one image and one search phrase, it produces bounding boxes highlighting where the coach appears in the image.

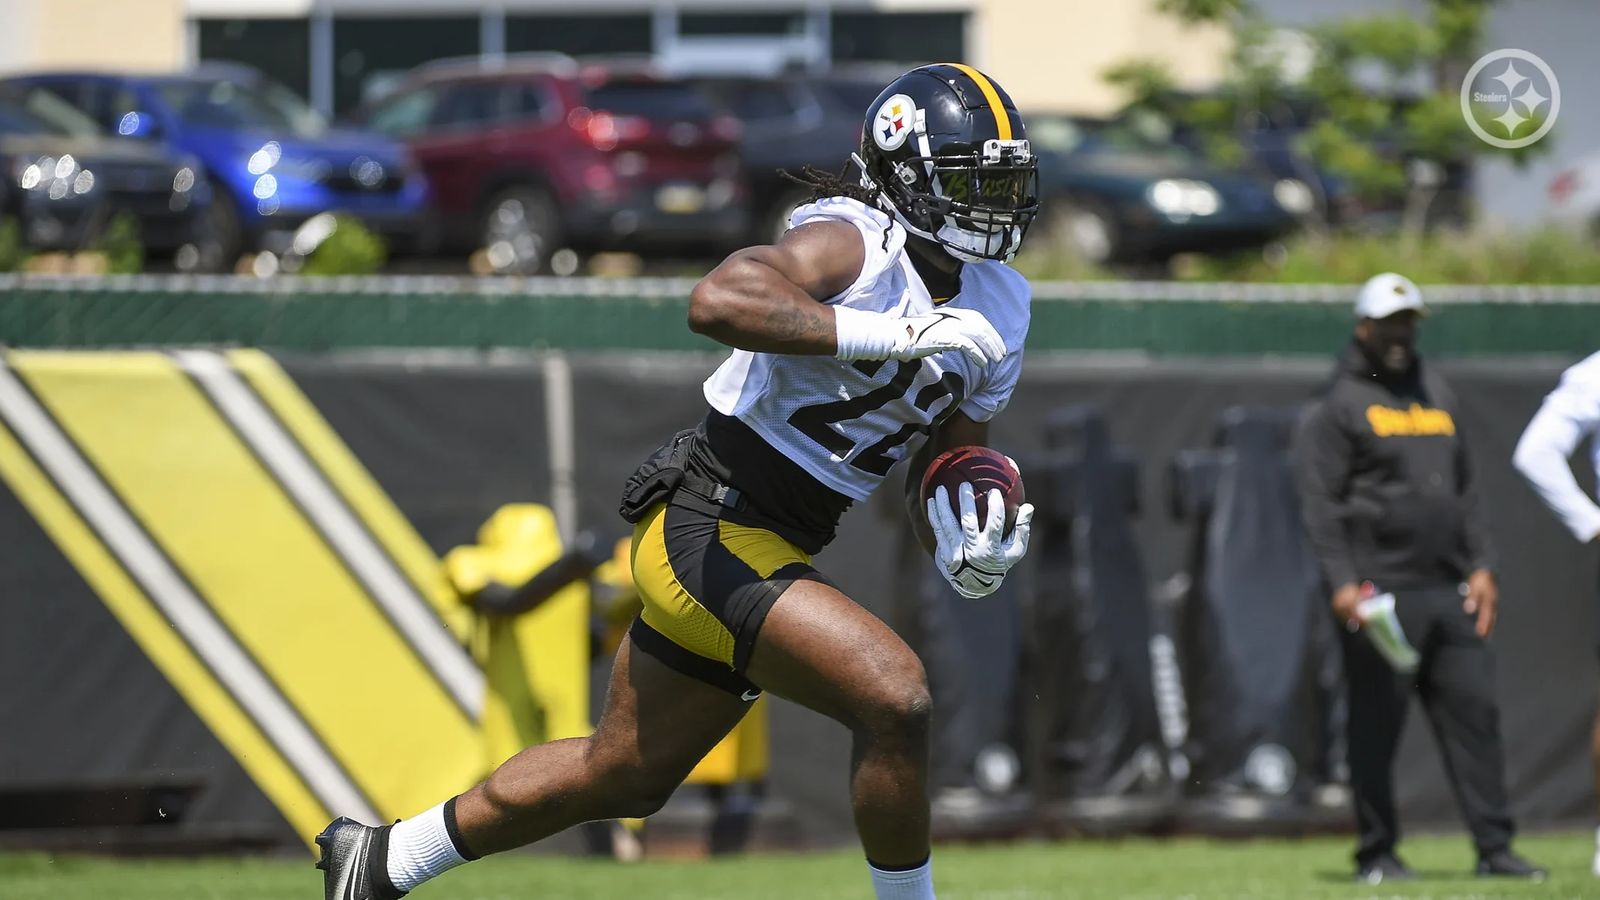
[1292,273,1543,884]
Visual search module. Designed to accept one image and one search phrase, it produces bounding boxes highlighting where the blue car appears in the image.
[6,64,430,268]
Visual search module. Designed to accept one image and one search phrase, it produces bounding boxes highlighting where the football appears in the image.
[920,446,1026,535]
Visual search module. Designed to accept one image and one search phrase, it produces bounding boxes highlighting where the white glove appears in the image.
[834,306,1005,367]
[926,481,1034,599]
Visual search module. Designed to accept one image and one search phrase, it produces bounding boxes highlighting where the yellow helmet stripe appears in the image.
[946,63,1012,141]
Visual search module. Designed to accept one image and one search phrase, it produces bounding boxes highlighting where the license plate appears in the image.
[655,184,706,214]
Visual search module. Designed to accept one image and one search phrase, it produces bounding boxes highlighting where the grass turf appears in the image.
[0,831,1592,899]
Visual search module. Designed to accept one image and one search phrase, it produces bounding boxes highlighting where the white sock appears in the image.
[868,857,935,900]
[387,799,474,892]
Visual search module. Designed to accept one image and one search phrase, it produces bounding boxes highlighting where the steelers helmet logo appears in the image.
[873,93,916,151]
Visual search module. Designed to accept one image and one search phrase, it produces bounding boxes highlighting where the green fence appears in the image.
[2,275,1596,355]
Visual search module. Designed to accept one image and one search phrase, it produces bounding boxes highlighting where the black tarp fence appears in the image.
[1,351,1594,849]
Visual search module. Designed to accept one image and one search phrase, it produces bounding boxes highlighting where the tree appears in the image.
[1105,0,1539,239]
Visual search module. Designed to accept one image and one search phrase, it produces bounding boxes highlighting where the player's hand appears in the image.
[890,308,1005,367]
[1331,582,1363,630]
[926,482,1034,599]
[1463,568,1498,637]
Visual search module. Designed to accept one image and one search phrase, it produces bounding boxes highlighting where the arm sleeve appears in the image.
[1293,401,1360,588]
[1512,360,1600,542]
[1454,429,1497,573]
[958,348,1023,423]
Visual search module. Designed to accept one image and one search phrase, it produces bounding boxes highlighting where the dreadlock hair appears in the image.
[777,162,895,251]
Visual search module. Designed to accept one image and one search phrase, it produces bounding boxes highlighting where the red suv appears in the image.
[350,55,747,273]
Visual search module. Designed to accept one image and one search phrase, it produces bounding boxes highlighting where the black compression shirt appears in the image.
[683,411,854,554]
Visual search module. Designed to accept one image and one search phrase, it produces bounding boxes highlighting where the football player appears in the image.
[317,63,1039,900]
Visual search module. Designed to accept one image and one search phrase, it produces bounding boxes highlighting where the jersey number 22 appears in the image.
[787,359,966,476]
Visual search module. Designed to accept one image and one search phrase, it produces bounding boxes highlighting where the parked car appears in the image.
[1143,91,1471,231]
[1028,113,1301,264]
[345,55,748,273]
[6,64,430,268]
[0,82,208,257]
[690,67,896,245]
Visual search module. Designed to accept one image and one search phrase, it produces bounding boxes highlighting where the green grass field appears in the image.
[1,832,1594,900]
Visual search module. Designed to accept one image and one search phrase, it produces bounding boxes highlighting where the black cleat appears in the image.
[1476,849,1547,881]
[315,817,405,900]
[1355,853,1414,885]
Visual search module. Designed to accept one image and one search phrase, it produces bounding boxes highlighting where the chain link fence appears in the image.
[2,275,1596,355]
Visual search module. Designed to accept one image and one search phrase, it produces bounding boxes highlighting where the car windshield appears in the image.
[585,81,714,120]
[158,77,325,135]
[0,87,103,137]
[1030,112,1197,162]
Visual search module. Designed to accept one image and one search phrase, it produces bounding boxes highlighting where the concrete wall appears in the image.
[0,0,187,74]
[973,0,1231,114]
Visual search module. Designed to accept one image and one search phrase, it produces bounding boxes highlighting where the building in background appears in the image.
[0,0,1230,117]
[2,0,1589,226]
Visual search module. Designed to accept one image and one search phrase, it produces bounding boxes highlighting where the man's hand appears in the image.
[835,306,1005,368]
[889,308,1005,366]
[1331,582,1363,629]
[1464,568,1498,637]
[926,482,1033,599]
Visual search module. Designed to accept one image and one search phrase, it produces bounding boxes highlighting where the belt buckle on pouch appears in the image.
[1356,582,1420,673]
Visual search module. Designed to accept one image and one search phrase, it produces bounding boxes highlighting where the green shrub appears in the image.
[94,213,144,274]
[300,215,387,276]
[0,218,27,273]
[1179,228,1600,284]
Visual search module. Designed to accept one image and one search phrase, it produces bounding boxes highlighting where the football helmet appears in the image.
[857,64,1038,263]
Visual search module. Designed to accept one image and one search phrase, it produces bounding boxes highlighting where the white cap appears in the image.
[1354,272,1426,320]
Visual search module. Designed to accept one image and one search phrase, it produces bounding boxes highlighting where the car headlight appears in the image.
[1147,178,1222,217]
[1273,178,1315,215]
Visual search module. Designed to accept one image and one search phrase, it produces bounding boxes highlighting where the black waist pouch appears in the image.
[619,428,697,524]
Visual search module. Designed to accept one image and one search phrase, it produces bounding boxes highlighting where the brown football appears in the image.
[920,446,1025,535]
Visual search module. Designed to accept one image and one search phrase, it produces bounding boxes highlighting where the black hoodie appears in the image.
[1293,340,1496,590]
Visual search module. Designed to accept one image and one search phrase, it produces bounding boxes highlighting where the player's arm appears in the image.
[1512,369,1600,543]
[905,411,989,556]
[687,221,1006,363]
[686,220,863,354]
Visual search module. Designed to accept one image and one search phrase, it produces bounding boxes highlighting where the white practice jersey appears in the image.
[702,197,1031,501]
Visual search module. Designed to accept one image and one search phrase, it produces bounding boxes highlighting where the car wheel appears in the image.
[1048,199,1119,265]
[482,186,563,275]
[193,187,244,273]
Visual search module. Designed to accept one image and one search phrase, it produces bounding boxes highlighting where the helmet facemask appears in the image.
[913,142,1038,263]
[865,108,1039,263]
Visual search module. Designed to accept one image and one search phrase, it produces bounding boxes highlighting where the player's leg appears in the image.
[453,631,750,851]
[743,578,936,894]
[319,635,748,899]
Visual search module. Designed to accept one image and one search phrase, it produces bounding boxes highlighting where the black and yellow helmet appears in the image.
[857,64,1038,263]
